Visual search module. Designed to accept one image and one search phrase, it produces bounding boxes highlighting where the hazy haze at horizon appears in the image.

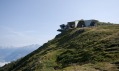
[0,0,119,47]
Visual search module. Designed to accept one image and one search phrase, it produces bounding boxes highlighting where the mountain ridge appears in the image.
[0,44,39,67]
[0,22,119,71]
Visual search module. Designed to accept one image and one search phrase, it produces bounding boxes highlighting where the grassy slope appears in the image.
[0,24,119,71]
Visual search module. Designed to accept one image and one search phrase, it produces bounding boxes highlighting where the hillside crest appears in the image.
[0,21,119,71]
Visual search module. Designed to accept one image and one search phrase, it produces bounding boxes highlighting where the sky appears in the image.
[0,0,119,47]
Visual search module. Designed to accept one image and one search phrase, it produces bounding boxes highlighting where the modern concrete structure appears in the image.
[57,24,66,32]
[57,19,98,32]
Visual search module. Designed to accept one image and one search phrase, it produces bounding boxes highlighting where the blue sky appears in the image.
[0,0,119,47]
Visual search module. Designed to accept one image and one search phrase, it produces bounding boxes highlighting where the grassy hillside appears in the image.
[0,23,119,71]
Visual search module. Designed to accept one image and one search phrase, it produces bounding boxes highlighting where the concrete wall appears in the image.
[84,20,92,27]
[75,20,80,27]
[75,20,93,27]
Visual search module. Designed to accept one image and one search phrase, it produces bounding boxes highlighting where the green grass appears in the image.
[1,23,119,71]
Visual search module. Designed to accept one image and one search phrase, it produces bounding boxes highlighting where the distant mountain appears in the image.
[0,44,40,66]
[1,23,119,71]
[0,48,16,62]
[0,62,9,67]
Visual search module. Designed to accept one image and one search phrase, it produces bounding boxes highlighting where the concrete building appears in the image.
[57,19,98,32]
[57,24,66,32]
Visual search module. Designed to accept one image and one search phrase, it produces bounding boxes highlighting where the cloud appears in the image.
[0,26,41,47]
[0,26,54,47]
[2,26,25,36]
[0,62,9,67]
[0,26,36,38]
